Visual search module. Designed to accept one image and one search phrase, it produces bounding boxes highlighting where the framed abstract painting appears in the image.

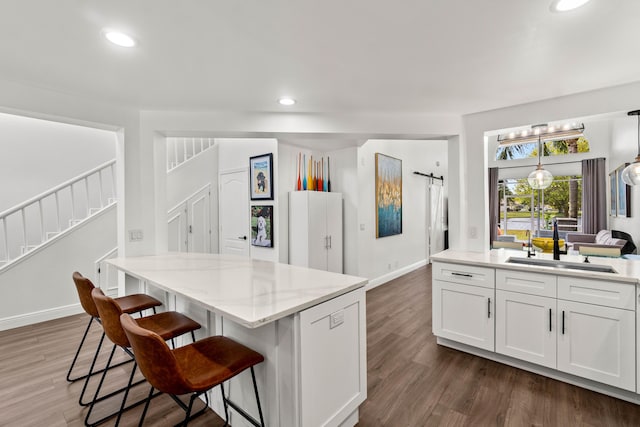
[375,153,402,238]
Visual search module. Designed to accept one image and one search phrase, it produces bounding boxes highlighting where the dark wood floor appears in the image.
[2,264,640,426]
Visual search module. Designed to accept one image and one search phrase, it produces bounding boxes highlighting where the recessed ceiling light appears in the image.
[104,31,137,47]
[549,0,591,12]
[278,97,296,106]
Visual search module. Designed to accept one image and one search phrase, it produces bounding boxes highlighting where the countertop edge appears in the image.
[430,250,640,284]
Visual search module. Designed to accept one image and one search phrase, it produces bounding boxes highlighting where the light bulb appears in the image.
[621,161,640,186]
[528,166,553,189]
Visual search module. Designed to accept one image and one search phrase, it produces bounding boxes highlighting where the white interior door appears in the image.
[188,186,211,253]
[168,203,188,252]
[219,169,249,256]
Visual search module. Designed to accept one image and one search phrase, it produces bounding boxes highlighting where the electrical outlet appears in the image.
[360,223,365,231]
[469,226,477,239]
[330,310,344,329]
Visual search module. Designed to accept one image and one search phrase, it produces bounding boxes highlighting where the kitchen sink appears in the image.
[505,257,617,274]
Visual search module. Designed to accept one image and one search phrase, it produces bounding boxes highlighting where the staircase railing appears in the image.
[0,160,116,268]
[167,137,215,171]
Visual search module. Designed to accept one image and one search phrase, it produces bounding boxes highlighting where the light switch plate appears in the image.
[128,229,144,241]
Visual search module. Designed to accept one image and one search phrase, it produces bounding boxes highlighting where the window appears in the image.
[498,176,582,241]
[496,137,590,161]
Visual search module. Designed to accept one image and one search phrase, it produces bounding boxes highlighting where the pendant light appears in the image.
[527,125,554,190]
[621,110,640,186]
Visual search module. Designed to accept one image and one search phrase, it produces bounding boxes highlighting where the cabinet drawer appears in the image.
[432,262,495,289]
[557,276,635,310]
[496,269,556,298]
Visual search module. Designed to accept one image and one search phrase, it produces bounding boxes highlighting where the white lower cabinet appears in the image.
[433,279,494,351]
[435,262,638,396]
[496,290,556,368]
[557,299,635,391]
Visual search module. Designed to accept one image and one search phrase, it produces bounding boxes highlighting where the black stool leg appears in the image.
[67,316,95,382]
[250,367,265,427]
[114,361,138,426]
[85,344,117,426]
[138,386,155,427]
[79,330,106,405]
[220,382,229,426]
[181,394,198,427]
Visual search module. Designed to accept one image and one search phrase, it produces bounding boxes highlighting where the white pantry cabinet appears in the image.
[289,191,343,273]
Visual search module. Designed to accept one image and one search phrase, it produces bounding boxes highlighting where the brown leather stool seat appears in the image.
[121,313,266,426]
[85,288,201,427]
[67,272,162,390]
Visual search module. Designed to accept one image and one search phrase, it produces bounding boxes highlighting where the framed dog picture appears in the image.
[250,153,274,200]
[251,205,273,247]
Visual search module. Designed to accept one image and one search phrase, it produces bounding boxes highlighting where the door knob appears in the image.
[238,236,247,240]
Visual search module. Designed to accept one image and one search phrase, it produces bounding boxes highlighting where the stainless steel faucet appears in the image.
[527,230,535,258]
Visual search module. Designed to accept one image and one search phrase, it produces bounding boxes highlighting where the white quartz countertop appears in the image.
[105,253,368,328]
[430,249,640,284]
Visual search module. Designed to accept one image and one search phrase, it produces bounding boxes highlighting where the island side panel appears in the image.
[298,287,367,427]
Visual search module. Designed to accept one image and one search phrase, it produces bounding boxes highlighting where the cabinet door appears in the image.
[496,290,556,368]
[325,193,343,273]
[307,192,328,271]
[299,288,366,426]
[433,280,494,351]
[557,300,635,391]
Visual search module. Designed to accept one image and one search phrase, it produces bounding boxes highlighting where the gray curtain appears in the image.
[488,167,499,245]
[582,158,607,234]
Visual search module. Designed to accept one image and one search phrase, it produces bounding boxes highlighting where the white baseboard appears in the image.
[366,259,427,291]
[0,303,84,332]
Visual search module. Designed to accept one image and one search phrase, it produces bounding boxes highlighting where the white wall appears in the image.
[0,112,116,212]
[357,139,448,282]
[166,144,219,253]
[0,206,117,330]
[217,138,279,262]
[455,80,640,252]
[325,147,359,275]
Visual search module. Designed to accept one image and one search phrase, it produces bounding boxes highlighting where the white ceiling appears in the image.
[2,0,640,116]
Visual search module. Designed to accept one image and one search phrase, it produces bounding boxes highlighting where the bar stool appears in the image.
[68,272,162,389]
[86,288,201,427]
[120,313,266,427]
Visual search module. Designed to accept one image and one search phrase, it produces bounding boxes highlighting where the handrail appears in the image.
[167,137,215,171]
[0,160,116,219]
[0,160,117,267]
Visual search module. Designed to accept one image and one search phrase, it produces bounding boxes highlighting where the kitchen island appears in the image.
[431,249,640,404]
[104,253,368,427]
